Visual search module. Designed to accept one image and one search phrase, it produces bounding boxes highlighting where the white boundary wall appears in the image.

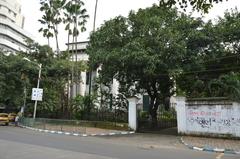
[172,97,240,137]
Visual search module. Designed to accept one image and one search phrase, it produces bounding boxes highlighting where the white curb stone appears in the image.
[20,125,135,137]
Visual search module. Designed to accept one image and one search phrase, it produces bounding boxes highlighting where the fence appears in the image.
[76,108,128,123]
[35,108,128,124]
[19,117,129,134]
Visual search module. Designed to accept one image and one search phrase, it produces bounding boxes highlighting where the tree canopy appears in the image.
[0,42,86,118]
[177,8,240,100]
[87,5,207,125]
[159,0,227,13]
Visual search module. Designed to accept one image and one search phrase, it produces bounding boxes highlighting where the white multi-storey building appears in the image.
[67,41,119,98]
[67,41,146,109]
[0,0,33,52]
[67,41,90,97]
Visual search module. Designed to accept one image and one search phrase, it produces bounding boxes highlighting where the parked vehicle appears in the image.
[8,113,17,122]
[0,113,9,126]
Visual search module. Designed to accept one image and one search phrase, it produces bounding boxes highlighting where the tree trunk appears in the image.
[55,33,60,55]
[75,35,78,96]
[149,95,158,128]
[47,37,50,47]
[71,34,75,98]
[66,32,70,117]
[54,27,60,55]
[147,83,160,128]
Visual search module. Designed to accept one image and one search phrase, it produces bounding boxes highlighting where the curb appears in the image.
[180,137,240,155]
[20,125,135,137]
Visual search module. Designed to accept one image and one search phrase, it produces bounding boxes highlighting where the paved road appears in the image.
[0,126,239,159]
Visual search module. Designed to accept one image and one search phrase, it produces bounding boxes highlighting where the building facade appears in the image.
[67,41,90,97]
[67,41,147,109]
[0,0,32,52]
[67,41,119,98]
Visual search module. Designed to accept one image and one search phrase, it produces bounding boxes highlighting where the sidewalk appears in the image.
[101,127,184,150]
[181,136,240,154]
[20,123,240,154]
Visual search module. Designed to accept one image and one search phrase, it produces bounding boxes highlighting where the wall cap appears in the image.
[187,97,229,102]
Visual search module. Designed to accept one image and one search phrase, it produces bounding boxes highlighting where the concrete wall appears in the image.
[173,97,240,138]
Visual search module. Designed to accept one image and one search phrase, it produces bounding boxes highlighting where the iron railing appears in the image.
[19,117,129,134]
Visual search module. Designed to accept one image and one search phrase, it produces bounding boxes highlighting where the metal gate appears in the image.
[137,97,177,132]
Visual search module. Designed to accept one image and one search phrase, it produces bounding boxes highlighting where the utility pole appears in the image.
[23,58,42,119]
[33,63,42,119]
[89,0,98,98]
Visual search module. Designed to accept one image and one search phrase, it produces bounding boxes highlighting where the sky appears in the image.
[20,0,240,51]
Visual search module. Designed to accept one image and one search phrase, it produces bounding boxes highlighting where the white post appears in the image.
[173,96,186,134]
[80,72,86,96]
[127,96,139,131]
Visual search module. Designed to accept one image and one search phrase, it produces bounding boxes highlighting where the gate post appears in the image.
[127,96,139,131]
[171,96,186,134]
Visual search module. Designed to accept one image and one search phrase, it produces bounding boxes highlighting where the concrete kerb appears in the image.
[180,137,240,155]
[19,125,135,137]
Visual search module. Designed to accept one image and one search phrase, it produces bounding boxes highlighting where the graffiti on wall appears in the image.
[186,106,240,133]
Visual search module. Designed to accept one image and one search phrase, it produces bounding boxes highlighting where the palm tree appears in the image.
[63,0,89,98]
[39,0,66,55]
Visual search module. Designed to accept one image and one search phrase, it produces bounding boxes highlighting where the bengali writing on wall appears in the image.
[186,106,240,134]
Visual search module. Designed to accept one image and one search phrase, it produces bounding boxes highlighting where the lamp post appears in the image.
[23,58,42,119]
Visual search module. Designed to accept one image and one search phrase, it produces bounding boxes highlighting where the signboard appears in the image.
[31,88,43,101]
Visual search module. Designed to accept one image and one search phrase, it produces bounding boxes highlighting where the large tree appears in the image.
[177,8,240,99]
[0,53,34,112]
[0,47,88,119]
[87,5,205,126]
[23,43,66,118]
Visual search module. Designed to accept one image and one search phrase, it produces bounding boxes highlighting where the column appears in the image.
[127,96,139,131]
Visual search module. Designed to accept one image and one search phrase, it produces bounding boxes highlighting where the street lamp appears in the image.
[23,57,42,119]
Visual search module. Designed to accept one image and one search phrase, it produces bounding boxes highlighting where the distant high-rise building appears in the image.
[0,0,33,52]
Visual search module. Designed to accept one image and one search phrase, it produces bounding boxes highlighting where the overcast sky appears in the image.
[20,0,240,51]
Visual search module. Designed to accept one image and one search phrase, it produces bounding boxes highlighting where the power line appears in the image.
[198,54,240,64]
[183,66,240,75]
[156,66,240,77]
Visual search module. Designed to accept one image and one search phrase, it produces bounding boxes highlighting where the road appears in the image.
[0,126,239,159]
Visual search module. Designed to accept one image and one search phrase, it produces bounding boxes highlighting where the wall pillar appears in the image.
[80,72,86,96]
[232,102,240,137]
[172,96,186,134]
[127,96,139,131]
